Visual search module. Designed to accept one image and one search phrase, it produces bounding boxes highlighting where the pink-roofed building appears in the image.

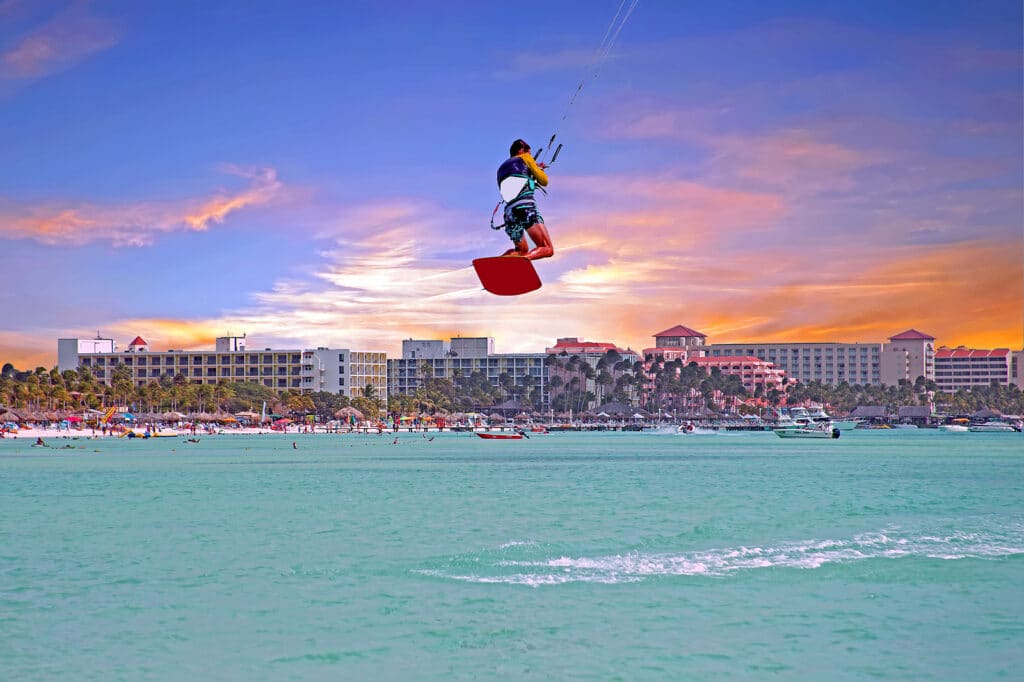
[545,337,639,364]
[934,346,1016,391]
[643,324,708,363]
[689,356,787,393]
[880,329,936,386]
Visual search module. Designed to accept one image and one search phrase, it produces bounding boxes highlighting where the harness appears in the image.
[491,157,543,231]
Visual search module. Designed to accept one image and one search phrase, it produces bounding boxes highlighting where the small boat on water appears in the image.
[938,424,969,433]
[775,422,840,439]
[677,423,717,435]
[476,432,524,440]
[968,421,1019,433]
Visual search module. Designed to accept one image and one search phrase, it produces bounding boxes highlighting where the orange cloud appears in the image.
[183,167,283,230]
[0,167,284,246]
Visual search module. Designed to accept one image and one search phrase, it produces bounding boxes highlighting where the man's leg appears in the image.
[501,238,529,257]
[524,222,554,260]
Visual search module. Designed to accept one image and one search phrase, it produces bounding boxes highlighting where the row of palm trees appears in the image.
[4,354,1022,420]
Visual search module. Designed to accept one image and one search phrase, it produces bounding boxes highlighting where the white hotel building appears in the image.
[57,334,387,399]
[387,337,550,410]
[705,329,936,387]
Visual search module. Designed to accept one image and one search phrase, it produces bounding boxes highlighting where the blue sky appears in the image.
[1,0,1021,367]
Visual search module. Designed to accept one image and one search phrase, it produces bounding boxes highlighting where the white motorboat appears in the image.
[802,406,859,431]
[775,422,840,439]
[968,421,1018,433]
[938,424,969,433]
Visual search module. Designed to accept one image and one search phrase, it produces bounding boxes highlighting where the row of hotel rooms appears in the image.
[57,327,1024,410]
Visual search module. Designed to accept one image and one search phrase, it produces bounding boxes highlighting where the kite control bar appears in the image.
[534,134,563,167]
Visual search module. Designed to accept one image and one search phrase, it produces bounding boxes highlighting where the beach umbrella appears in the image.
[65,415,82,423]
[334,406,364,420]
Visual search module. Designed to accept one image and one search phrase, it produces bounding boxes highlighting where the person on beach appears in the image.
[497,139,553,260]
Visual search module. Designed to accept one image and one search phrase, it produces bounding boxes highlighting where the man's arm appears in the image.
[520,153,549,186]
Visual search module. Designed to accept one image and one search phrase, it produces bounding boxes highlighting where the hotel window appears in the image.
[339,378,345,386]
[262,354,272,363]
[277,355,286,363]
[192,368,202,376]
[338,354,345,362]
[338,366,345,374]
[291,354,300,363]
[235,356,244,364]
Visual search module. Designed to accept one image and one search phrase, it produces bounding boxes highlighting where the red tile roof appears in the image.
[889,329,935,341]
[549,340,617,350]
[128,336,147,346]
[653,325,706,338]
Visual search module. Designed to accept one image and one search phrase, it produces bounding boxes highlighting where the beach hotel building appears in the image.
[934,346,1023,391]
[387,337,551,410]
[705,329,936,387]
[544,338,642,406]
[643,326,786,392]
[56,334,387,399]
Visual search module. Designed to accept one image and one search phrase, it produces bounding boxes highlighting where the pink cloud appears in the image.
[2,4,119,80]
[0,167,285,246]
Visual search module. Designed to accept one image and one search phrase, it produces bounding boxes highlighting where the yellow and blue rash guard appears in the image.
[496,152,548,243]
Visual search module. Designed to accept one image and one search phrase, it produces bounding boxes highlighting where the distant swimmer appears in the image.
[392,437,399,445]
[292,441,297,449]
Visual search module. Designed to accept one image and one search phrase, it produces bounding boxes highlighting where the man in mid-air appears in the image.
[496,139,554,260]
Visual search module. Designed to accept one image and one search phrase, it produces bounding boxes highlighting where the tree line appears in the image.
[3,354,1022,420]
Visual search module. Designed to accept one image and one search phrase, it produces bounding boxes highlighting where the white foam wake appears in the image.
[417,528,1024,587]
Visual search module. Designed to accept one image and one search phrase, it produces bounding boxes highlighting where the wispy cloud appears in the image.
[1,3,119,81]
[0,166,286,246]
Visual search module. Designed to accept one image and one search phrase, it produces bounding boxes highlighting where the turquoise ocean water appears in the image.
[1,429,1022,680]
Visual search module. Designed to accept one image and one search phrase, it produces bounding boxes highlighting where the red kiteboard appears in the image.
[472,256,542,296]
